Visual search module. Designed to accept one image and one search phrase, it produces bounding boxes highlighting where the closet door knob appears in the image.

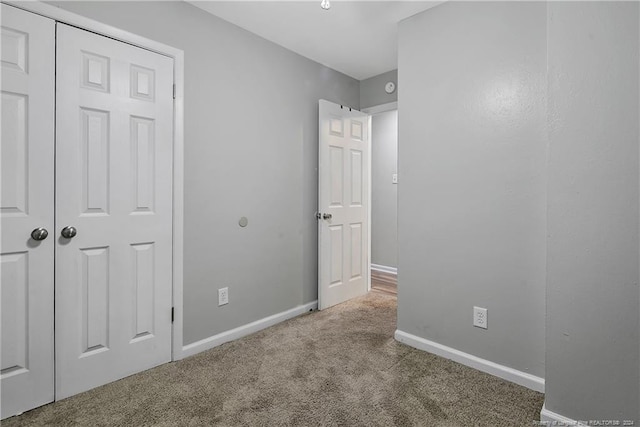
[61,226,77,239]
[31,228,49,241]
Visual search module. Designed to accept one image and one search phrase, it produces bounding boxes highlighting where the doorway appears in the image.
[364,103,398,296]
[317,100,398,308]
[317,100,370,310]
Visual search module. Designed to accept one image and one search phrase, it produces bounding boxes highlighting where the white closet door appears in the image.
[55,24,174,399]
[318,100,370,310]
[0,4,55,419]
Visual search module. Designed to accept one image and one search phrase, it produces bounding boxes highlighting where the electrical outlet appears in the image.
[218,287,229,306]
[392,173,398,184]
[473,306,487,329]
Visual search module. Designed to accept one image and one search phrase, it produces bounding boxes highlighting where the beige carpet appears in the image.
[4,293,543,426]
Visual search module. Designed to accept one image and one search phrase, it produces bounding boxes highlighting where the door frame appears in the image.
[3,1,186,361]
[362,101,398,116]
[361,101,398,291]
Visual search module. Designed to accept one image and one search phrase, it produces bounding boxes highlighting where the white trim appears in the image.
[362,101,398,115]
[371,264,398,275]
[367,114,372,292]
[540,403,586,426]
[4,1,186,362]
[394,330,545,393]
[171,51,185,362]
[180,301,318,359]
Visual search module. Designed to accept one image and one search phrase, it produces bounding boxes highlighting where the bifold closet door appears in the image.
[1,4,56,419]
[55,24,174,399]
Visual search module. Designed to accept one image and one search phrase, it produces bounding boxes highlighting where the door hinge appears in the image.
[172,84,176,99]
[171,307,175,323]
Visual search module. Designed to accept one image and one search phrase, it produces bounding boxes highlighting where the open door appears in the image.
[318,100,370,310]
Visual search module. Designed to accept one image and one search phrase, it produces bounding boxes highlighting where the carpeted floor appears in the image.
[4,293,544,426]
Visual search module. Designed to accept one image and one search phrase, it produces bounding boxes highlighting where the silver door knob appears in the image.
[61,226,77,239]
[322,213,332,220]
[31,227,49,241]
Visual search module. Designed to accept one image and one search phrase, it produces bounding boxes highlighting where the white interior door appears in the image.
[0,4,56,419]
[55,24,174,399]
[318,100,370,310]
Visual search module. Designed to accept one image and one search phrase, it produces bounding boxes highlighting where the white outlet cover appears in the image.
[392,173,398,184]
[473,306,487,329]
[218,287,229,306]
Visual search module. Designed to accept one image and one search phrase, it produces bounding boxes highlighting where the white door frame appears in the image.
[361,101,398,291]
[3,1,186,361]
[362,101,398,116]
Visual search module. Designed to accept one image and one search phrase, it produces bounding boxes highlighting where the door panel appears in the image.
[0,4,55,419]
[318,100,370,310]
[55,24,174,399]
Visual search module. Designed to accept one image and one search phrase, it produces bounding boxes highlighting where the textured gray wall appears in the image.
[545,2,639,422]
[360,70,397,110]
[49,1,360,345]
[371,110,398,268]
[397,1,546,378]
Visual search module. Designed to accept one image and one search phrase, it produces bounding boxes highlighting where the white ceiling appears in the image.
[186,1,443,80]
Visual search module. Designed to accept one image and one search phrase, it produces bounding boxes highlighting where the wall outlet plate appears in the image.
[473,306,487,329]
[392,173,398,184]
[218,287,229,306]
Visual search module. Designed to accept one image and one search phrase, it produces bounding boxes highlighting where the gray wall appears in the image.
[49,1,360,345]
[371,110,398,268]
[545,2,639,423]
[397,1,547,378]
[360,69,397,110]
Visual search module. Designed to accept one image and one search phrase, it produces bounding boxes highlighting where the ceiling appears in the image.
[186,1,443,80]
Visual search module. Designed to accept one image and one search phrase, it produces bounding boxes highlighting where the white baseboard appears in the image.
[180,301,318,359]
[539,403,586,426]
[371,264,397,275]
[394,330,545,393]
